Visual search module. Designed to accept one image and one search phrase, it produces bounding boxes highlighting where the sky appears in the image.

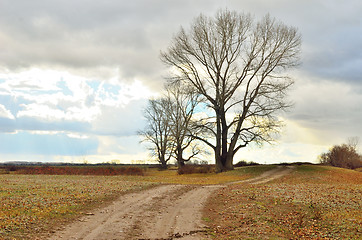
[0,0,361,164]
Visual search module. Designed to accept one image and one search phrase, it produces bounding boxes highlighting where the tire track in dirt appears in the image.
[229,165,295,185]
[49,166,294,240]
[49,184,221,240]
[142,185,221,240]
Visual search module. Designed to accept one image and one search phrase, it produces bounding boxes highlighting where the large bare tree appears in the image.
[161,10,301,172]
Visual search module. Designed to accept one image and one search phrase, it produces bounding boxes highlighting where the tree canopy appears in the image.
[160,9,301,172]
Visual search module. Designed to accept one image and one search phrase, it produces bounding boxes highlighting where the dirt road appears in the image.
[230,165,295,185]
[49,166,293,240]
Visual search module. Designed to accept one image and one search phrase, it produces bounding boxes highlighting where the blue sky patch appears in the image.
[0,131,98,156]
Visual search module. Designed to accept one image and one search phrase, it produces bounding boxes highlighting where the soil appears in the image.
[49,166,293,240]
[229,165,295,185]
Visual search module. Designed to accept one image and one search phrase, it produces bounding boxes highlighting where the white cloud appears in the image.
[0,68,153,126]
[0,69,61,91]
[91,99,147,136]
[284,74,362,144]
[28,130,62,135]
[66,133,89,139]
[237,142,328,164]
[0,104,15,119]
[17,103,65,121]
[16,101,101,123]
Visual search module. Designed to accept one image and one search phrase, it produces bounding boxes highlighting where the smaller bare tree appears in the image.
[165,83,201,167]
[139,98,174,169]
[347,136,360,150]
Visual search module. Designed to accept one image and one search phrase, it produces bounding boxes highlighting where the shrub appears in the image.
[0,167,9,174]
[6,166,20,172]
[177,164,214,175]
[319,144,362,169]
[234,160,260,167]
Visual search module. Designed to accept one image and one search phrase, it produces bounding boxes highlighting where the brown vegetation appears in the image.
[177,164,214,175]
[319,143,362,169]
[233,160,260,167]
[204,165,362,239]
[1,165,145,176]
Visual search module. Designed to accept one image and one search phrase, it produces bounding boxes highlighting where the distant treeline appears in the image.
[0,161,161,167]
[0,165,147,176]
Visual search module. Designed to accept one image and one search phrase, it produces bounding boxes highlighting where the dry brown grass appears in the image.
[4,165,145,176]
[177,164,215,174]
[203,165,362,239]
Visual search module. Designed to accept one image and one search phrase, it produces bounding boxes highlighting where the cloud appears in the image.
[97,135,144,155]
[0,1,169,89]
[1,0,361,90]
[0,0,361,163]
[238,142,328,164]
[0,69,152,137]
[91,99,148,136]
[0,104,15,119]
[286,76,362,142]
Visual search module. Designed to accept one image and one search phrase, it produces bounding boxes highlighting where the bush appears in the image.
[319,144,362,169]
[0,167,9,174]
[177,164,214,175]
[234,160,260,167]
[6,166,20,172]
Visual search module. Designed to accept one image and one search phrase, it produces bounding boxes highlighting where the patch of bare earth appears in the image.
[48,166,292,240]
[229,166,295,185]
[49,184,222,240]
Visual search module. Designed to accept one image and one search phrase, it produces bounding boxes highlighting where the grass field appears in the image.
[1,164,361,239]
[0,165,270,239]
[204,165,362,239]
[0,174,156,239]
[141,165,275,185]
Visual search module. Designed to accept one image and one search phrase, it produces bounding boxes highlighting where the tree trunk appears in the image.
[215,155,224,173]
[215,153,234,172]
[159,155,167,169]
[224,155,234,170]
[215,149,234,173]
[160,161,167,169]
[177,160,185,167]
[176,146,185,168]
[215,110,234,172]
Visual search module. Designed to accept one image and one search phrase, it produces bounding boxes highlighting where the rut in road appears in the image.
[49,166,293,240]
[49,184,221,240]
[230,165,295,185]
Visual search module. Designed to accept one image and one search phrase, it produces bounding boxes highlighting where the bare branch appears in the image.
[161,9,301,171]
